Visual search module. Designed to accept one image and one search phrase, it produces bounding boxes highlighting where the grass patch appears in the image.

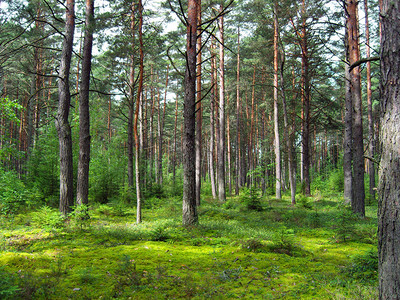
[0,191,377,299]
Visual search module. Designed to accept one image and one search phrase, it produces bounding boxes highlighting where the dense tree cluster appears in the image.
[2,0,399,296]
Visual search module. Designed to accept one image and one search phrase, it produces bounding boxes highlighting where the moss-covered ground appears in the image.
[0,193,378,299]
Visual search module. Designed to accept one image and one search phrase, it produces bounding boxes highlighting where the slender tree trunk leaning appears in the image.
[135,0,144,224]
[195,3,202,206]
[273,2,281,200]
[235,27,240,195]
[182,0,199,226]
[343,23,353,205]
[364,0,375,202]
[217,4,226,202]
[378,1,400,297]
[77,0,94,207]
[346,0,365,216]
[56,0,75,215]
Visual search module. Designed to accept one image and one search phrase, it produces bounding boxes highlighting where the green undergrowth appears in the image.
[0,192,378,299]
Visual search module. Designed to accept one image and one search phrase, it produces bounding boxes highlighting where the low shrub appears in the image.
[31,206,65,232]
[240,187,263,211]
[345,248,378,283]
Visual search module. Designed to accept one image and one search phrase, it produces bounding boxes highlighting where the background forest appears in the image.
[0,0,388,298]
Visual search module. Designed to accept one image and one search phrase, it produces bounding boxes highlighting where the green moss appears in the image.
[0,192,378,299]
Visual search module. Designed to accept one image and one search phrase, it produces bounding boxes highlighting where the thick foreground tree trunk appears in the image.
[56,0,75,215]
[182,0,199,226]
[76,0,94,206]
[378,1,400,298]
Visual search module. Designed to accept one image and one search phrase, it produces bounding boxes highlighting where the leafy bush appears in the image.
[297,194,313,209]
[240,187,263,211]
[334,205,356,242]
[0,168,36,215]
[327,169,344,192]
[31,206,65,231]
[268,226,297,255]
[241,238,267,252]
[0,267,19,298]
[68,205,90,230]
[345,248,378,283]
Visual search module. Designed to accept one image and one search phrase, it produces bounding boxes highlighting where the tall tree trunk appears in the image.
[227,95,232,195]
[173,94,178,185]
[76,0,94,206]
[346,0,365,216]
[195,3,202,206]
[279,50,295,204]
[364,0,375,202]
[217,4,226,201]
[182,0,198,225]
[135,0,144,224]
[158,66,169,186]
[301,0,311,196]
[378,1,400,297]
[235,27,241,195]
[127,2,136,190]
[273,2,281,199]
[209,42,217,199]
[343,22,353,204]
[249,67,256,186]
[56,0,75,215]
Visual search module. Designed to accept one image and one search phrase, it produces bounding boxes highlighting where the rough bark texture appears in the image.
[364,0,375,202]
[378,1,400,298]
[127,2,136,189]
[346,0,365,216]
[56,0,75,215]
[235,27,240,196]
[217,5,226,202]
[195,3,202,206]
[279,48,295,204]
[182,0,198,226]
[300,0,310,196]
[209,41,217,199]
[343,23,353,204]
[135,0,144,224]
[76,0,94,206]
[273,2,281,200]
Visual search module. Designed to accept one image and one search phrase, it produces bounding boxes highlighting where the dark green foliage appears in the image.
[334,205,357,242]
[241,238,267,252]
[150,226,170,241]
[68,205,90,230]
[0,168,39,215]
[268,226,297,256]
[25,129,59,206]
[345,248,378,283]
[240,187,263,211]
[31,206,65,232]
[297,194,313,209]
[0,267,19,299]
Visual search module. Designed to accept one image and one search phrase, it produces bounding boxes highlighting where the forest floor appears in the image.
[0,191,378,299]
